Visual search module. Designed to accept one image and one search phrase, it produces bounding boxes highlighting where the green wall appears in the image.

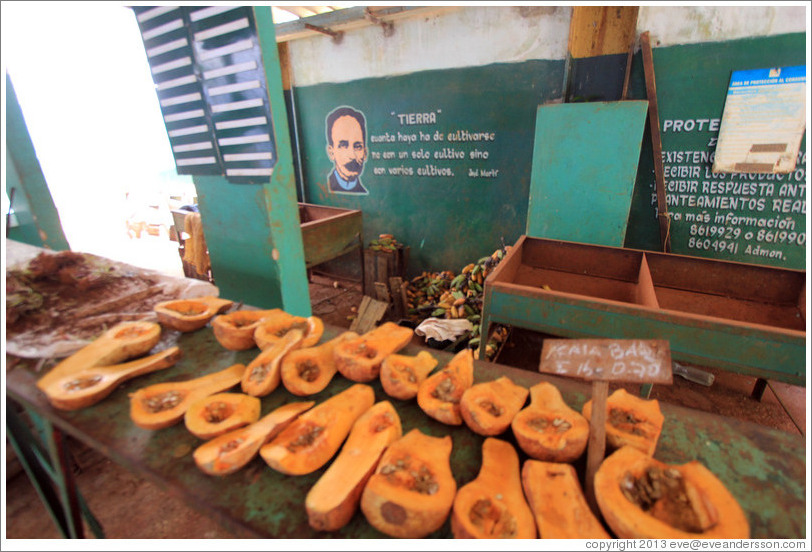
[625,33,806,270]
[294,60,564,275]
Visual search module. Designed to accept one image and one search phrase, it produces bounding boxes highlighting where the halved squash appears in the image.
[241,329,303,397]
[39,346,182,411]
[306,401,403,532]
[460,376,528,436]
[582,388,664,456]
[595,446,750,539]
[184,392,261,440]
[334,322,414,382]
[154,296,234,332]
[511,381,589,463]
[281,331,359,396]
[211,308,282,350]
[255,314,324,350]
[193,401,314,476]
[360,429,456,538]
[522,459,610,538]
[416,348,474,425]
[129,363,246,430]
[380,351,438,400]
[37,321,162,391]
[260,383,375,475]
[451,438,536,538]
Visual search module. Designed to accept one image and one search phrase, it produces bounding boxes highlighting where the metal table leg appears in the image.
[6,399,105,538]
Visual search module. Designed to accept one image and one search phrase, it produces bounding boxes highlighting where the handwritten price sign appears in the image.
[539,339,672,384]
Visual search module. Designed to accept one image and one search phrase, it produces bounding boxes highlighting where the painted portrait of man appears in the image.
[325,106,369,195]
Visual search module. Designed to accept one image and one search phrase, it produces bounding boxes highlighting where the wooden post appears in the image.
[585,380,609,514]
[539,338,672,516]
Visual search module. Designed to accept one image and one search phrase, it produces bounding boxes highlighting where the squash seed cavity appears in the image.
[393,363,417,383]
[297,360,320,382]
[528,416,571,432]
[380,457,439,495]
[219,437,245,454]
[431,377,459,403]
[610,408,649,436]
[350,342,378,359]
[469,498,518,538]
[477,399,504,417]
[64,375,102,391]
[203,401,234,423]
[621,467,716,533]
[286,424,325,451]
[372,412,394,433]
[143,390,184,413]
[249,362,272,383]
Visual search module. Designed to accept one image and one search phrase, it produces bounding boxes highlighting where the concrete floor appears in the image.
[4,253,808,539]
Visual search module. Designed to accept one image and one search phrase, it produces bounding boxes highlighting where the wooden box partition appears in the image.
[481,236,806,385]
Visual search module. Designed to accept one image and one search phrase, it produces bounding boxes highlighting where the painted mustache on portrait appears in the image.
[344,159,363,173]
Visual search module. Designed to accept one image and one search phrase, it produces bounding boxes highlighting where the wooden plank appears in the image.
[585,380,609,514]
[568,6,639,58]
[389,276,406,320]
[374,281,391,304]
[640,31,672,253]
[350,295,388,334]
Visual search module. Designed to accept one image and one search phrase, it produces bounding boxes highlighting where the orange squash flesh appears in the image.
[416,348,474,425]
[595,446,750,539]
[37,321,162,391]
[211,309,282,351]
[460,376,528,436]
[129,363,246,430]
[255,314,324,350]
[522,459,610,539]
[154,296,234,332]
[451,438,536,538]
[380,351,438,400]
[360,429,456,538]
[184,392,261,440]
[334,322,414,382]
[281,331,359,396]
[260,384,375,475]
[241,329,304,397]
[582,388,664,456]
[511,381,589,463]
[306,401,403,532]
[39,346,182,411]
[193,401,314,476]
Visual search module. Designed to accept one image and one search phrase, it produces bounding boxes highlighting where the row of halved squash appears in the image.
[37,304,750,539]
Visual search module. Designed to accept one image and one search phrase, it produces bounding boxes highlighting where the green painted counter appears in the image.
[6,325,806,539]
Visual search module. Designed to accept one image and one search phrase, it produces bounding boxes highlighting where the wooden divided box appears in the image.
[481,235,806,385]
[298,203,363,270]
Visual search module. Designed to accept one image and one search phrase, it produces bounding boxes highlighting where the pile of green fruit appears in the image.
[404,244,512,360]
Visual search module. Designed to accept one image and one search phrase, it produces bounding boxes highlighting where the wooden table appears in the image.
[6,325,806,538]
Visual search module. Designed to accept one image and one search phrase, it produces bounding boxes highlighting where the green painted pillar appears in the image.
[194,7,310,315]
[5,73,70,251]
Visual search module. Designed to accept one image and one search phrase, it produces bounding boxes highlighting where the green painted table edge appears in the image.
[6,325,806,539]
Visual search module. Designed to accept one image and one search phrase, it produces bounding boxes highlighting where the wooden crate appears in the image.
[363,245,410,297]
[481,235,806,385]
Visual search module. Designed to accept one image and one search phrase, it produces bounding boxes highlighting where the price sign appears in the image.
[539,339,672,384]
[538,338,672,515]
